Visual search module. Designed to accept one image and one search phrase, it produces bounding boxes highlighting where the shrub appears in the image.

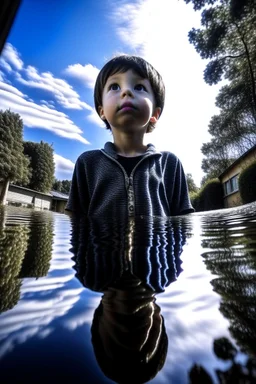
[239,161,256,204]
[194,179,224,212]
[189,191,200,211]
[8,201,22,207]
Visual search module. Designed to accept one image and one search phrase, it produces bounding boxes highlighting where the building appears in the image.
[219,145,256,208]
[51,190,70,213]
[0,183,69,213]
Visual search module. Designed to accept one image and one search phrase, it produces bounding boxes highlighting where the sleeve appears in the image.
[170,158,195,216]
[65,156,89,215]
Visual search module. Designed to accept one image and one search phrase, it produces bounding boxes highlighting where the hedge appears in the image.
[239,161,256,204]
[190,179,224,212]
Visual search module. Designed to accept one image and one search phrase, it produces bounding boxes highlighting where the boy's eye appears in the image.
[134,84,147,91]
[109,83,120,91]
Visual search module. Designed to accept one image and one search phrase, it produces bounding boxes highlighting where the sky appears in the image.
[0,0,222,186]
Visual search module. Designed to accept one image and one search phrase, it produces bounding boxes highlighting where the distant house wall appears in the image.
[219,147,256,208]
[34,195,52,210]
[50,190,69,213]
[51,199,67,213]
[4,184,52,210]
[0,183,69,213]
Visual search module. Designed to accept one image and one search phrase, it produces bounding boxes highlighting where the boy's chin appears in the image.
[112,122,150,134]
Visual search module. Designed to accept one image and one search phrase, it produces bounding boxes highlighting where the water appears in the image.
[0,204,256,384]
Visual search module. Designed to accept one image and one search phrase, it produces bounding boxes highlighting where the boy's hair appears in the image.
[94,55,165,133]
[91,295,168,383]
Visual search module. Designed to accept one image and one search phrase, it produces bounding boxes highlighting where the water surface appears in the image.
[0,204,256,383]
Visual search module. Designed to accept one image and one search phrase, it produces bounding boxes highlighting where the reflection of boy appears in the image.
[66,55,194,217]
[91,272,168,383]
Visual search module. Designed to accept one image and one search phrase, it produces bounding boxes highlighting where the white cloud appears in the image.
[110,1,147,51]
[16,66,93,111]
[64,63,99,89]
[109,0,222,185]
[0,43,23,71]
[0,81,90,144]
[0,59,12,73]
[54,153,75,175]
[0,44,104,135]
[0,81,26,97]
[40,99,55,109]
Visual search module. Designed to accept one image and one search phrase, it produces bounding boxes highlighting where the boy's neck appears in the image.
[113,132,147,157]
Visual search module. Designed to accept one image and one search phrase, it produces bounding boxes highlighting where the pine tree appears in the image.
[23,141,55,193]
[0,110,30,204]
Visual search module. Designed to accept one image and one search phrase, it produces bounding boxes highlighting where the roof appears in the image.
[8,184,69,200]
[10,183,52,197]
[50,190,69,200]
[219,144,256,179]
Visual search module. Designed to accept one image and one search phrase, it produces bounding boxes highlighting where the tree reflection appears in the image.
[200,214,256,356]
[0,225,29,313]
[0,209,54,313]
[19,213,54,278]
[0,205,6,229]
[70,215,190,383]
[189,336,256,383]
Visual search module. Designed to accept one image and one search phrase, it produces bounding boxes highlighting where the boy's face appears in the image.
[98,70,161,133]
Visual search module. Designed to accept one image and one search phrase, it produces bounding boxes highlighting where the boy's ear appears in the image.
[150,107,161,124]
[98,106,105,120]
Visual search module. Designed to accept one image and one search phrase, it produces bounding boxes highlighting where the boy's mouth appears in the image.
[118,102,136,111]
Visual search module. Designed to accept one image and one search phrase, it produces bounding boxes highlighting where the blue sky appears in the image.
[0,0,221,186]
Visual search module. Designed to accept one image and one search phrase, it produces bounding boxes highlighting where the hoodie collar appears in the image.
[103,141,160,159]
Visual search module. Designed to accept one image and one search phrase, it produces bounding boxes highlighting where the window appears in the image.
[230,175,238,191]
[224,175,239,196]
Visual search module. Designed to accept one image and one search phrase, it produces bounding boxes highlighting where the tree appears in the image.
[183,0,256,181]
[52,178,62,192]
[186,173,198,193]
[60,179,71,194]
[52,178,71,194]
[0,110,30,204]
[200,81,256,179]
[23,141,55,193]
[201,134,236,181]
[184,0,256,20]
[186,1,256,93]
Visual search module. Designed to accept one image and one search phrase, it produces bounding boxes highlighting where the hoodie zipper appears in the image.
[101,150,156,217]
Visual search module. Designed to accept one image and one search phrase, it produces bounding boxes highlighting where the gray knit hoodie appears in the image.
[66,142,194,218]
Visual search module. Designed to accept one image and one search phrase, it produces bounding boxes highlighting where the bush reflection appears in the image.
[196,212,256,383]
[201,213,256,357]
[189,336,256,383]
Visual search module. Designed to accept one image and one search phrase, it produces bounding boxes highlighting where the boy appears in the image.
[66,55,194,218]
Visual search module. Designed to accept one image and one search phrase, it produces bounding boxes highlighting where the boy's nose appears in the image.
[121,87,134,98]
